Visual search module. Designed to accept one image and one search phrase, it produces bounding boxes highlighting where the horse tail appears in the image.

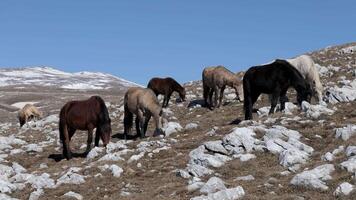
[123,95,133,140]
[59,106,67,142]
[243,72,253,120]
[59,104,72,159]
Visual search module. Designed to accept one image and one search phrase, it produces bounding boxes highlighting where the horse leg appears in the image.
[218,85,225,108]
[137,110,145,138]
[143,114,151,135]
[165,92,172,107]
[85,128,94,154]
[95,128,100,147]
[279,89,288,111]
[269,92,280,114]
[123,107,133,141]
[203,84,209,107]
[135,116,140,138]
[208,88,214,109]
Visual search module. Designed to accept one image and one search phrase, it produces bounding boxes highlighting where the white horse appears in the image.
[287,55,323,103]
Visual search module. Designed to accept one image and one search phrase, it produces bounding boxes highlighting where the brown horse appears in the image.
[59,96,112,160]
[202,66,243,109]
[18,104,43,127]
[147,77,186,108]
[124,87,164,140]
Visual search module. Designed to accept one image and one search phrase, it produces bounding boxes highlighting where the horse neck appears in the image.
[291,71,307,92]
[172,81,183,93]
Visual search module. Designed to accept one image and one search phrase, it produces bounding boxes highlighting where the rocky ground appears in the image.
[0,43,355,200]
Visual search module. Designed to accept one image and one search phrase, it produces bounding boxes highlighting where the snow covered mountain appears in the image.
[0,66,140,90]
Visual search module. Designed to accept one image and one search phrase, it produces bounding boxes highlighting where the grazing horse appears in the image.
[243,59,312,120]
[202,66,243,109]
[124,87,164,140]
[147,77,186,108]
[18,104,43,127]
[59,96,111,160]
[287,55,324,102]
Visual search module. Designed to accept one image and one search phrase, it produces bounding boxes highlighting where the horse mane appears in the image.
[166,77,184,93]
[274,59,309,91]
[92,96,110,124]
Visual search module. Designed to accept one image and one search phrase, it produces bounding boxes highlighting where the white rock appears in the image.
[56,167,85,186]
[204,141,228,155]
[234,175,255,181]
[23,144,43,153]
[335,125,356,141]
[235,154,256,162]
[334,182,354,196]
[63,191,83,200]
[128,152,145,163]
[192,186,245,200]
[86,147,104,160]
[163,122,183,137]
[325,79,356,104]
[29,189,44,200]
[185,123,199,130]
[200,177,226,194]
[301,101,334,119]
[346,146,356,157]
[0,194,18,200]
[187,181,205,192]
[106,141,128,153]
[321,152,334,162]
[290,164,335,190]
[340,156,356,173]
[109,165,123,177]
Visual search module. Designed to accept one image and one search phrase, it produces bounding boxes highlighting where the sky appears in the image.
[0,1,355,85]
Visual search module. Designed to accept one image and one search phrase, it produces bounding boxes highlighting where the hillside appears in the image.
[0,43,355,200]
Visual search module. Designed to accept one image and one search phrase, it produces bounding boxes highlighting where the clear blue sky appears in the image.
[1,1,355,85]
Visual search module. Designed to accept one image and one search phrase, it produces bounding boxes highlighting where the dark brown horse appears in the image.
[147,77,186,108]
[59,96,112,160]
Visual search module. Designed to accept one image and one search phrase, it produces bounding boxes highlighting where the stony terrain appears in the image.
[0,43,355,200]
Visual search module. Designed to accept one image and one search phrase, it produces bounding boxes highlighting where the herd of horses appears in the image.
[17,55,323,160]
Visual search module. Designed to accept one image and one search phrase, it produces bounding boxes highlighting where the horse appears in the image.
[59,96,111,160]
[287,55,323,102]
[124,87,164,140]
[18,104,43,127]
[202,66,243,109]
[147,77,186,108]
[243,59,312,120]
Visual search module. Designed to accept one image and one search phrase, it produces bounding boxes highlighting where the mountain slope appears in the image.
[0,66,140,90]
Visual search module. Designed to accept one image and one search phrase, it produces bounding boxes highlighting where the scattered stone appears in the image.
[185,123,199,130]
[301,101,334,119]
[163,122,183,137]
[63,191,83,200]
[29,189,44,200]
[334,182,354,196]
[191,186,245,200]
[290,164,335,190]
[234,175,255,181]
[335,125,356,141]
[200,177,226,194]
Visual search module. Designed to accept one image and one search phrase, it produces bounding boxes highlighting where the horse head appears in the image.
[99,119,112,146]
[297,83,312,105]
[233,81,244,102]
[179,88,186,102]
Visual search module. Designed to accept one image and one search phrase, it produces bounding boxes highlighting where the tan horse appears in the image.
[124,87,164,140]
[18,104,43,127]
[202,66,244,109]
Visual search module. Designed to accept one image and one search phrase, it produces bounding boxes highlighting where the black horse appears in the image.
[243,59,312,120]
